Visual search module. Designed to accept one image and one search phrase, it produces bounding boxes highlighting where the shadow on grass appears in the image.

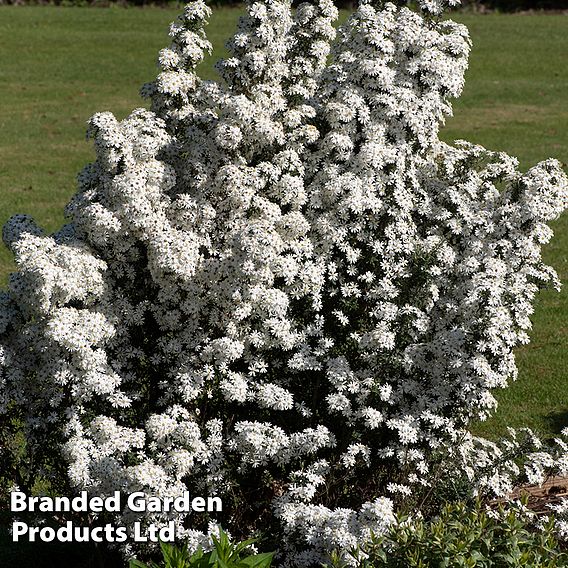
[544,408,568,436]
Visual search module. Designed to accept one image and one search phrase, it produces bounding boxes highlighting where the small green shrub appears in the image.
[129,529,275,568]
[327,499,568,568]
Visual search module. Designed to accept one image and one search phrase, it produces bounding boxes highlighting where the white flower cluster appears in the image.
[1,0,567,564]
[548,497,568,542]
[457,427,568,500]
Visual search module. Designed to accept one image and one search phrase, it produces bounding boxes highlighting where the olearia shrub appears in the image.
[0,0,567,565]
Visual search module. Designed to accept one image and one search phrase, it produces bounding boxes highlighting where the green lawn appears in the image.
[0,6,566,441]
[441,14,568,439]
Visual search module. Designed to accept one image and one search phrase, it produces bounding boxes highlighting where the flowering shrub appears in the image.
[457,427,568,498]
[1,0,567,565]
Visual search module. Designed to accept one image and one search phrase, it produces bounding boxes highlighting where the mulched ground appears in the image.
[500,475,568,515]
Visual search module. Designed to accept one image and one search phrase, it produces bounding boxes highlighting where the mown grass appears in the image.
[442,14,568,439]
[0,6,566,445]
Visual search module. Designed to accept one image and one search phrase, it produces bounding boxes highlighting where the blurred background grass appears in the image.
[0,6,566,441]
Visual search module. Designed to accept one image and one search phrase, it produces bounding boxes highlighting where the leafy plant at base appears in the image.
[325,498,568,568]
[129,529,274,568]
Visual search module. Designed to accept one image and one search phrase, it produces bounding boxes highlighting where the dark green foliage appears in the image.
[326,499,568,567]
[129,529,275,568]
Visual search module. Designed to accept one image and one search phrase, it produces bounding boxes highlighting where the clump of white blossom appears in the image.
[548,497,568,542]
[454,426,568,544]
[450,426,567,496]
[1,0,567,564]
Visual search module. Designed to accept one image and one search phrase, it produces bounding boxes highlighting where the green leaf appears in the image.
[129,560,151,568]
[237,552,275,568]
